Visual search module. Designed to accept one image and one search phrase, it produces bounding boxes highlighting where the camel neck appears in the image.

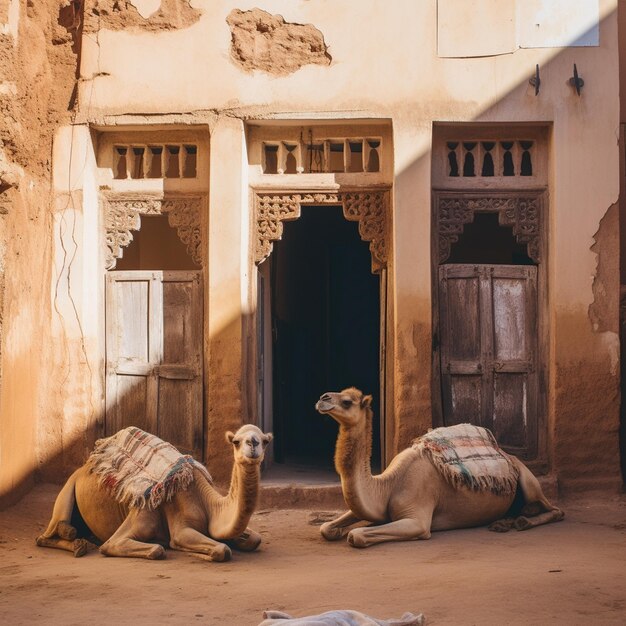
[197,462,260,540]
[334,415,388,522]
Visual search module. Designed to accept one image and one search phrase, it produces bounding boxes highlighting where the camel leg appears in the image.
[228,527,262,552]
[347,517,432,549]
[169,527,232,562]
[99,509,165,560]
[513,458,564,530]
[38,469,81,541]
[513,508,565,531]
[36,535,91,557]
[320,510,363,541]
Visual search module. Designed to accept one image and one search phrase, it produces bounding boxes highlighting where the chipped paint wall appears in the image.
[0,0,622,502]
[0,0,85,506]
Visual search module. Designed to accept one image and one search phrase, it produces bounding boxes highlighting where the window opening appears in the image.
[165,145,181,178]
[131,147,145,179]
[264,144,279,174]
[147,146,163,178]
[307,143,324,173]
[115,214,200,271]
[182,145,197,178]
[481,142,495,176]
[501,141,515,176]
[520,141,533,176]
[329,141,345,173]
[260,136,382,174]
[444,139,535,179]
[446,212,534,265]
[463,142,476,177]
[348,140,364,173]
[447,142,459,176]
[112,143,198,179]
[366,139,381,172]
[114,146,128,179]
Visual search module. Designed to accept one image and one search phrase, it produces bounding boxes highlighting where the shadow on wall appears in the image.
[0,309,252,509]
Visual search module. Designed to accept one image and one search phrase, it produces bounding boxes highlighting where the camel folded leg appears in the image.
[513,508,565,531]
[347,517,431,548]
[100,509,165,560]
[490,460,564,532]
[320,510,363,541]
[35,535,91,557]
[169,527,232,562]
[227,527,262,552]
[39,469,81,541]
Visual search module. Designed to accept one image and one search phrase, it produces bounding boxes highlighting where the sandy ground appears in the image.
[0,485,625,626]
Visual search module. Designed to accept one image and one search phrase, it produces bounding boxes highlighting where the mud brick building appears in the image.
[1,0,625,505]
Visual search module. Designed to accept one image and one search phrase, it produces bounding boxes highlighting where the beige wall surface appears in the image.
[1,0,622,504]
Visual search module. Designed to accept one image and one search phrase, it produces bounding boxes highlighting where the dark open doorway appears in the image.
[270,205,381,470]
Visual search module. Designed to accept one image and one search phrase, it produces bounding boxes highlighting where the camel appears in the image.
[315,388,563,548]
[36,424,273,562]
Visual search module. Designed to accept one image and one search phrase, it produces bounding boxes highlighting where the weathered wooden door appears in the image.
[105,270,203,458]
[438,264,537,458]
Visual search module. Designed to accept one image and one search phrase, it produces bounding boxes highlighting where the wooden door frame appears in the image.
[249,186,393,466]
[101,192,208,460]
[431,189,549,471]
[104,269,204,458]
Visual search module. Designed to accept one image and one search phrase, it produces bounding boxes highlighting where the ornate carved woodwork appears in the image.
[103,194,203,269]
[436,194,542,263]
[254,189,390,273]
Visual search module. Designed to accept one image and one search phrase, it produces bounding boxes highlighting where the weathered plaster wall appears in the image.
[1,0,621,500]
[0,0,82,506]
[226,8,331,75]
[76,0,622,489]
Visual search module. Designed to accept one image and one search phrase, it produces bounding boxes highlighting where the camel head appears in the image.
[315,387,372,428]
[225,424,273,465]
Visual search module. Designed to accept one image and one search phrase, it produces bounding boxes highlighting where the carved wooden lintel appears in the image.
[103,194,203,269]
[437,194,542,263]
[254,188,390,273]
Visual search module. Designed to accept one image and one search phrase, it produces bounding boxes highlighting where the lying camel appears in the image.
[37,424,272,561]
[315,388,563,548]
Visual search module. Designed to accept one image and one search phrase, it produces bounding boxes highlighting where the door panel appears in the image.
[106,270,203,459]
[439,264,537,458]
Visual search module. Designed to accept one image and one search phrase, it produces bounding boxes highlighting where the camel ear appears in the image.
[225,431,235,444]
[262,432,273,447]
[361,395,372,409]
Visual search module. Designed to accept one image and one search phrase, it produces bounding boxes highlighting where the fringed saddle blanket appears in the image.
[87,427,212,510]
[412,423,519,496]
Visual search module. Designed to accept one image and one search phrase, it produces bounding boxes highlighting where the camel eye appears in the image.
[340,399,352,408]
[232,438,241,447]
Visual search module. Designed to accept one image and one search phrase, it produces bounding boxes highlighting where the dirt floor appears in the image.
[0,485,625,626]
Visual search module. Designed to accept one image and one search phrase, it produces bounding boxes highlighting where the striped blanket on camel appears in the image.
[87,427,212,510]
[412,423,519,496]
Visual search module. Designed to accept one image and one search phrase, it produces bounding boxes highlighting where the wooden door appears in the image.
[105,270,203,458]
[438,264,537,458]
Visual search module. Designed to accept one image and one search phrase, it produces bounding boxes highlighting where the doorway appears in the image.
[264,205,381,471]
[436,210,540,460]
[105,214,204,458]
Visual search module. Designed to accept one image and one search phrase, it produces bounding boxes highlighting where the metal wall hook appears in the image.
[569,64,584,95]
[529,64,540,96]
